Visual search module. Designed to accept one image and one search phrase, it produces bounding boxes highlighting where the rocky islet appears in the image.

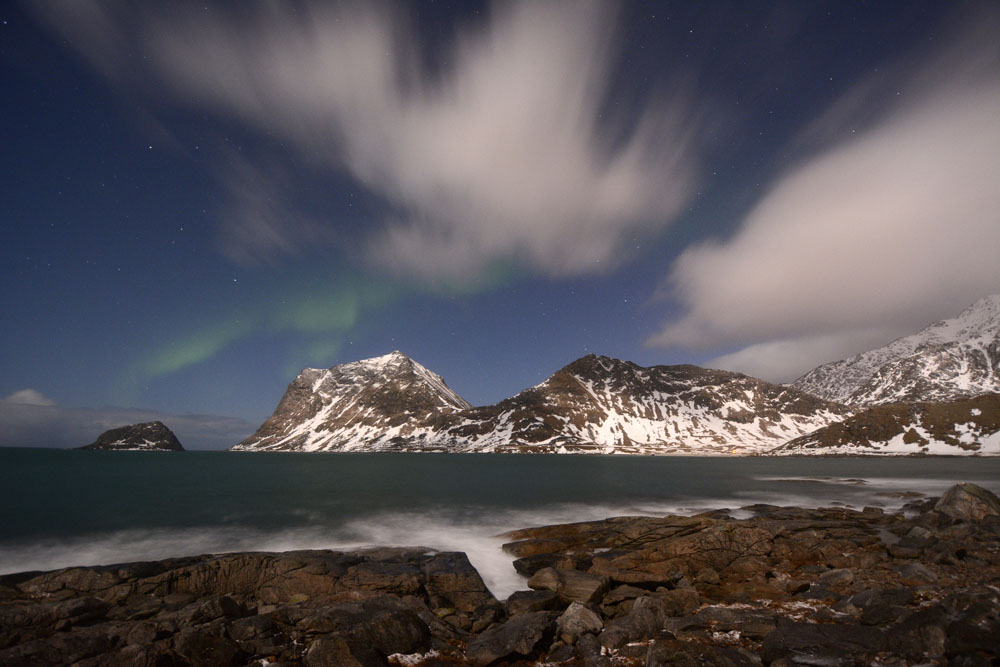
[1,483,998,665]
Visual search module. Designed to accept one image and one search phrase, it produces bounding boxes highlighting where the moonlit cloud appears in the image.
[0,395,254,450]
[40,1,700,281]
[2,388,56,407]
[648,17,1000,381]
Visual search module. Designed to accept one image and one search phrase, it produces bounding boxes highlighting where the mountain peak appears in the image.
[793,294,1000,405]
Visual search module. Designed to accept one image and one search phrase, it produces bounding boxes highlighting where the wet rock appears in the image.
[505,589,560,616]
[555,601,603,644]
[423,552,496,613]
[466,610,557,666]
[527,567,610,605]
[511,553,562,577]
[934,483,1000,521]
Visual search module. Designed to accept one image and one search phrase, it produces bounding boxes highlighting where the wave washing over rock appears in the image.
[2,483,998,665]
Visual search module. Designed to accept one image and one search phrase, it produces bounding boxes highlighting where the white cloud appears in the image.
[0,399,255,450]
[38,1,700,280]
[2,389,56,407]
[649,17,1000,381]
[702,330,895,384]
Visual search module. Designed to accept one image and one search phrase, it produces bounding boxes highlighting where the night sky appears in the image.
[3,1,998,449]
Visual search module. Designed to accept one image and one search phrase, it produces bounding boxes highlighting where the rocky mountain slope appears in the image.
[772,393,1000,456]
[232,353,849,455]
[231,351,470,452]
[792,294,1000,405]
[79,421,184,451]
[439,355,849,454]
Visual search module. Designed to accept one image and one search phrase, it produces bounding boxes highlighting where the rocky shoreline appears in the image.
[2,484,998,666]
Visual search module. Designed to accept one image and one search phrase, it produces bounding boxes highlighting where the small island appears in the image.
[79,421,184,451]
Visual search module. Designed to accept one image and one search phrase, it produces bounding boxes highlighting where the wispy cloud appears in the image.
[0,390,254,450]
[36,1,700,281]
[648,12,1000,381]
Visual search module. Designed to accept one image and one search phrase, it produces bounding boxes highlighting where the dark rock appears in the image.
[423,552,496,613]
[859,602,908,626]
[896,561,938,583]
[695,605,777,639]
[655,587,700,617]
[886,605,948,659]
[602,584,649,606]
[645,638,761,666]
[304,636,366,667]
[555,601,603,644]
[173,622,245,667]
[466,610,557,666]
[850,587,914,609]
[695,567,721,585]
[816,567,854,588]
[934,483,1000,521]
[0,628,114,666]
[576,632,605,660]
[79,421,184,451]
[511,553,563,577]
[760,618,884,665]
[505,589,560,616]
[0,596,109,645]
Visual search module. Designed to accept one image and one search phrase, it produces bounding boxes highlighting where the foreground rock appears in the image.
[79,421,185,451]
[2,484,999,665]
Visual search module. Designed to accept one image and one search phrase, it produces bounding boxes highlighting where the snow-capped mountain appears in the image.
[79,421,184,451]
[439,355,850,454]
[231,351,470,452]
[231,352,849,454]
[792,294,1000,405]
[772,393,1000,456]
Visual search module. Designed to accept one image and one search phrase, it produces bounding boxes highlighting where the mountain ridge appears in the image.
[232,352,849,455]
[792,294,1000,405]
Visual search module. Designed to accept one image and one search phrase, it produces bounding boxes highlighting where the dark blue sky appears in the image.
[2,1,998,448]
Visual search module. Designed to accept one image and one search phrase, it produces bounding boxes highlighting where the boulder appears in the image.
[422,552,496,613]
[505,589,560,616]
[600,595,669,649]
[555,601,603,644]
[527,567,610,605]
[466,611,557,666]
[934,483,1000,520]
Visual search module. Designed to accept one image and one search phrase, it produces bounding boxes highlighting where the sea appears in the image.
[2,448,999,599]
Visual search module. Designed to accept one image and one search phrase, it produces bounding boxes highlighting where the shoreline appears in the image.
[2,483,999,665]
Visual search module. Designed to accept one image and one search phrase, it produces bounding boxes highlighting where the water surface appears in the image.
[2,449,997,597]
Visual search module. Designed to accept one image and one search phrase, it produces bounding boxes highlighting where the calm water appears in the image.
[2,448,998,597]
